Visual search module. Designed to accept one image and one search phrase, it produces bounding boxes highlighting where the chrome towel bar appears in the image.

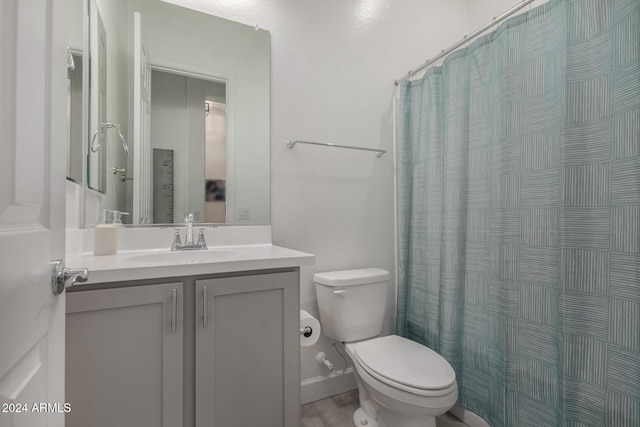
[287,139,387,157]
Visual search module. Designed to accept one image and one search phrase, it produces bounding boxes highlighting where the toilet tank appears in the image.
[314,268,389,342]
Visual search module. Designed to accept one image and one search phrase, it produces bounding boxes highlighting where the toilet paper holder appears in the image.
[299,309,320,347]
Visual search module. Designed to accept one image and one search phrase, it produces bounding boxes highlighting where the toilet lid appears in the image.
[353,335,456,391]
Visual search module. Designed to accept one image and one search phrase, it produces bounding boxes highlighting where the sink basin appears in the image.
[127,249,248,264]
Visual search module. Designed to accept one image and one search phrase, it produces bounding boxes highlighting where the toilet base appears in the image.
[353,407,378,427]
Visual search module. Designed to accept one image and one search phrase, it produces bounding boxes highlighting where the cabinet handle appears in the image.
[171,288,177,334]
[203,285,208,328]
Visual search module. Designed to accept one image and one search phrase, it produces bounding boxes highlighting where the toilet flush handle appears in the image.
[333,289,347,296]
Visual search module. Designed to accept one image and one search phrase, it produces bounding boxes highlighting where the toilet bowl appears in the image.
[314,268,458,427]
[345,335,458,427]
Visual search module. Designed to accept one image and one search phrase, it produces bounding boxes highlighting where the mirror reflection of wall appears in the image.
[204,101,227,224]
[67,0,85,185]
[88,0,108,194]
[88,0,129,215]
[150,70,226,224]
[67,53,83,184]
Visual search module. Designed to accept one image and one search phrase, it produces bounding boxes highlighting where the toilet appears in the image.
[314,268,458,427]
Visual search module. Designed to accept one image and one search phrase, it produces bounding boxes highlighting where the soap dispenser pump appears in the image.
[93,209,129,256]
[110,210,129,225]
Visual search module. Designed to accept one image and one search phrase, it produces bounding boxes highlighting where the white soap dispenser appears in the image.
[93,209,128,256]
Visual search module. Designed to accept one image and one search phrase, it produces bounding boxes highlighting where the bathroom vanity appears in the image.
[64,228,314,427]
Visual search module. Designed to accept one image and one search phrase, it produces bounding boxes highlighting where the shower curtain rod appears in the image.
[394,0,536,85]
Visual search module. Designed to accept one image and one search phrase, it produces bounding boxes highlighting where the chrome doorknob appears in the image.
[51,259,88,295]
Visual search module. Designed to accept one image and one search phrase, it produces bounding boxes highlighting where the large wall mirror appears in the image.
[66,0,270,227]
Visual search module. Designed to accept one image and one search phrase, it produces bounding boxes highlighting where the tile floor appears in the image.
[301,390,469,427]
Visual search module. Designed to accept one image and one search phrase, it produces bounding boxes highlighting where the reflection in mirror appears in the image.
[151,70,227,224]
[67,52,83,184]
[71,0,270,228]
[204,101,227,224]
[67,0,86,185]
[88,0,107,193]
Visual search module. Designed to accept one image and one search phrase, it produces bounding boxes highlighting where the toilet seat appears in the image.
[352,335,456,396]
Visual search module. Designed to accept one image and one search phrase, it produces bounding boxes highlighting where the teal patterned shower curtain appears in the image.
[396,0,640,425]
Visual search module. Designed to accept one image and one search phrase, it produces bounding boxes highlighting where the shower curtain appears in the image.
[396,0,640,425]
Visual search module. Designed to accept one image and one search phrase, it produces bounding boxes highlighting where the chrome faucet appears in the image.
[170,213,208,251]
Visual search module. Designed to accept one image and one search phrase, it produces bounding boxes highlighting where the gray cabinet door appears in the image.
[195,270,300,427]
[66,283,183,427]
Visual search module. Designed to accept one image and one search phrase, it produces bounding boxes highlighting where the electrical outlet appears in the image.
[238,206,251,220]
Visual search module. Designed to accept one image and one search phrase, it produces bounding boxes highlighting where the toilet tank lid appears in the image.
[313,268,389,287]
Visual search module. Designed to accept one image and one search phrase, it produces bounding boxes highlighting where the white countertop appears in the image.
[67,244,315,285]
[65,226,314,285]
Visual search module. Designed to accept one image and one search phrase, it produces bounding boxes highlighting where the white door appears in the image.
[133,11,152,224]
[0,0,68,425]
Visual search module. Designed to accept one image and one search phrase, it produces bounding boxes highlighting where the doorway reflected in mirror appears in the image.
[151,70,226,224]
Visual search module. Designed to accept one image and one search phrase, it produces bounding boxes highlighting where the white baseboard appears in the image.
[450,405,490,427]
[300,368,357,405]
